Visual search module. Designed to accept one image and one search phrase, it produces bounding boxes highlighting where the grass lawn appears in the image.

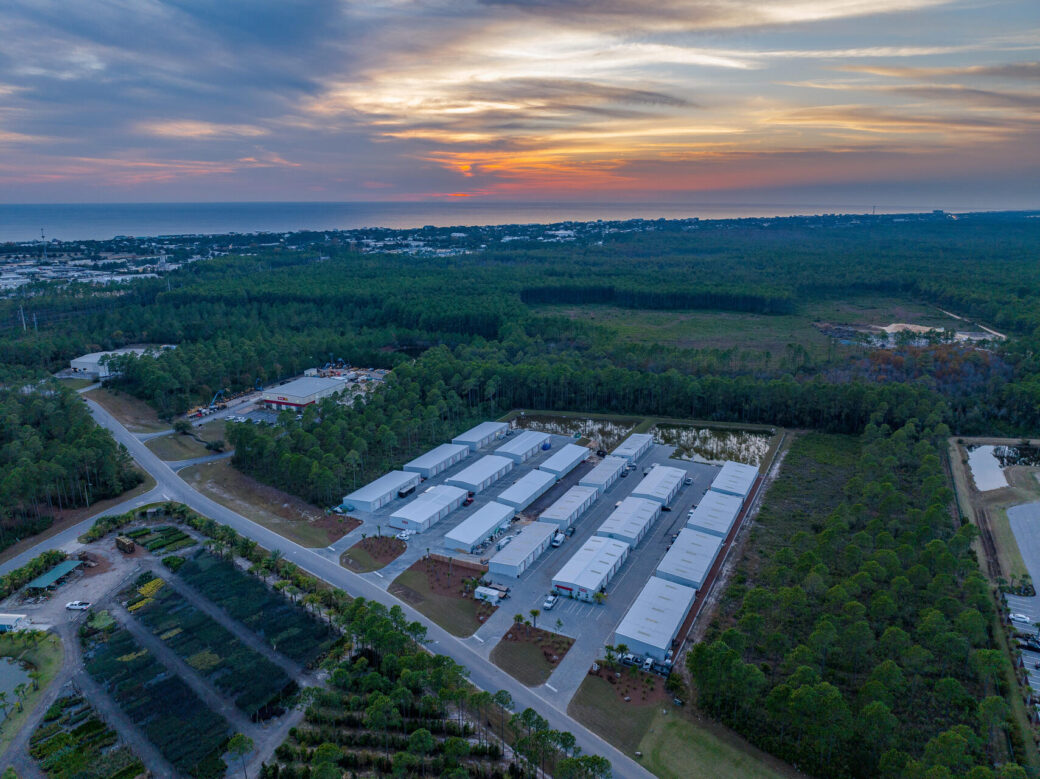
[84,388,168,433]
[0,632,64,756]
[490,625,574,686]
[147,419,229,461]
[57,377,95,390]
[179,459,356,547]
[388,568,489,637]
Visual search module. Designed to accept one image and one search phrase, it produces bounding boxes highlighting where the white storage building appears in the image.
[552,536,630,602]
[686,491,743,539]
[613,576,697,662]
[446,455,514,494]
[344,470,421,513]
[579,456,628,494]
[403,443,470,479]
[630,465,686,506]
[70,347,150,380]
[262,376,349,411]
[497,470,557,511]
[655,528,722,590]
[710,461,759,500]
[612,433,653,463]
[539,443,589,478]
[443,502,513,554]
[495,431,550,463]
[389,485,467,532]
[595,497,661,546]
[539,486,599,529]
[452,421,509,451]
[488,522,557,579]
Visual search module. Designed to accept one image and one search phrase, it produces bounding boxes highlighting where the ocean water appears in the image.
[0,200,909,243]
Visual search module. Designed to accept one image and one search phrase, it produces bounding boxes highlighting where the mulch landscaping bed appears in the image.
[500,624,574,665]
[341,536,405,572]
[588,663,670,706]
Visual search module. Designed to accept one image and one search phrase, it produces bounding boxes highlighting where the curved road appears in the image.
[1,399,651,779]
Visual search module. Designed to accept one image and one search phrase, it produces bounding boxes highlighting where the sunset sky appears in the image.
[2,0,1038,206]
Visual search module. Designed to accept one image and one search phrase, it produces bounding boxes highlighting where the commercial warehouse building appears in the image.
[261,376,348,410]
[70,347,151,379]
[443,501,513,554]
[488,522,557,578]
[612,433,653,463]
[552,536,630,602]
[686,491,743,538]
[539,485,599,529]
[630,465,686,506]
[389,485,467,532]
[344,470,421,513]
[579,456,628,494]
[497,470,557,511]
[655,528,722,590]
[452,421,509,451]
[446,455,514,494]
[403,443,470,479]
[595,496,661,546]
[613,576,697,661]
[495,430,550,463]
[539,443,589,478]
[710,461,759,500]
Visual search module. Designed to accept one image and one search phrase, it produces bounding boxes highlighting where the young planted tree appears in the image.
[227,732,254,779]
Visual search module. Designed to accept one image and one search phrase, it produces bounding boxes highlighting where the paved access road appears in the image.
[0,400,652,779]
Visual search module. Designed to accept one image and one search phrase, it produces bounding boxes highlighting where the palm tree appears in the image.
[0,691,10,721]
[13,683,28,711]
[529,609,540,630]
[28,669,41,691]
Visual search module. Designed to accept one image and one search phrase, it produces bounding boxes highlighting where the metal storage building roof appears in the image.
[444,502,514,552]
[538,443,589,477]
[630,465,686,505]
[686,490,743,538]
[613,576,697,661]
[403,443,470,478]
[344,470,421,512]
[710,461,759,499]
[495,430,550,463]
[655,528,722,590]
[488,522,557,578]
[389,485,467,531]
[611,433,653,462]
[445,455,514,493]
[579,456,628,493]
[261,376,346,404]
[25,560,83,590]
[552,536,630,601]
[540,485,599,528]
[496,470,557,510]
[452,421,509,451]
[595,497,661,546]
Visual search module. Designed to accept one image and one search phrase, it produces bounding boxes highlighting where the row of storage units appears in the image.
[446,455,514,494]
[611,433,653,463]
[579,456,628,493]
[630,464,686,506]
[442,501,514,554]
[488,522,558,578]
[539,485,599,529]
[710,461,758,500]
[451,421,509,452]
[344,470,420,513]
[655,528,723,590]
[538,443,590,478]
[613,576,697,662]
[388,485,467,532]
[595,497,661,546]
[687,490,742,538]
[497,470,556,511]
[552,536,631,602]
[403,442,470,479]
[494,430,550,463]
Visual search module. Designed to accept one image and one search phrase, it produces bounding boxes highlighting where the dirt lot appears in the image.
[341,536,405,572]
[84,388,169,433]
[490,624,574,686]
[388,557,495,637]
[179,459,357,547]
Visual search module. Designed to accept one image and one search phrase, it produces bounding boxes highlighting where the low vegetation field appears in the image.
[84,388,168,433]
[489,624,574,686]
[388,558,495,637]
[0,632,64,757]
[341,536,405,572]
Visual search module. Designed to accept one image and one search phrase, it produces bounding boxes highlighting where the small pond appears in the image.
[0,655,31,721]
[513,414,636,451]
[966,445,1010,491]
[653,425,773,466]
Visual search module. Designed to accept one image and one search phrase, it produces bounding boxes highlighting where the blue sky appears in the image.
[1,0,1038,206]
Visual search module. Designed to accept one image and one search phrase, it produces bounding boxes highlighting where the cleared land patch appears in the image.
[490,624,574,686]
[389,558,495,637]
[340,535,405,573]
[84,388,168,433]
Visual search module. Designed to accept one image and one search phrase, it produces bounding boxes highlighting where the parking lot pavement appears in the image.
[1009,502,1040,586]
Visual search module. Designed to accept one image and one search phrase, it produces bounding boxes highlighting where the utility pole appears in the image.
[32,312,38,332]
[18,305,26,332]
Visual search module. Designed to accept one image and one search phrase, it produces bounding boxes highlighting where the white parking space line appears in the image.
[474,635,485,643]
[545,683,557,692]
[373,571,384,578]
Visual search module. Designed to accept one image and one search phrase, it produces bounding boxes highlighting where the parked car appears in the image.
[551,532,566,548]
[620,653,637,666]
[65,601,91,611]
[543,594,559,610]
[396,530,413,541]
[661,505,672,512]
[1010,613,1032,624]
[463,497,474,506]
[565,526,576,537]
[641,656,654,672]
[684,476,694,486]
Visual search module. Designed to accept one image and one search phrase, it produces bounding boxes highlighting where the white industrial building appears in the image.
[344,470,421,513]
[443,501,514,554]
[452,421,509,451]
[261,376,348,410]
[539,443,589,478]
[630,465,686,506]
[552,536,630,602]
[495,430,550,463]
[70,347,151,379]
[655,528,722,590]
[496,470,557,511]
[710,461,759,500]
[612,433,653,462]
[446,455,514,493]
[579,456,628,494]
[403,443,470,479]
[488,522,557,578]
[389,485,467,532]
[686,491,743,538]
[595,497,661,546]
[539,486,599,529]
[0,613,29,633]
[613,576,697,661]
